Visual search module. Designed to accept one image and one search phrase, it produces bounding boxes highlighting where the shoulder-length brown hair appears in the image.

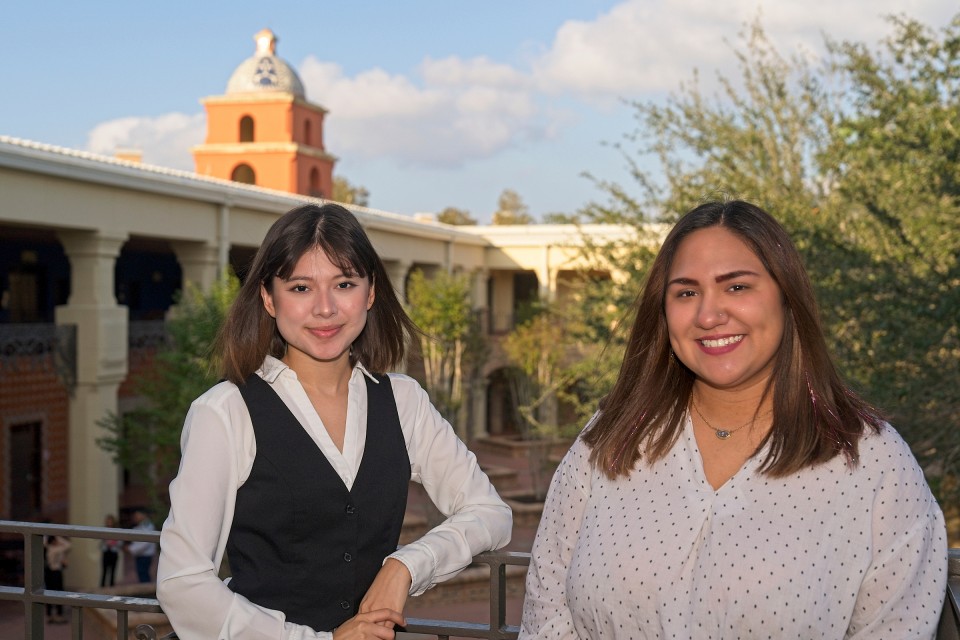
[583,200,883,479]
[216,203,418,384]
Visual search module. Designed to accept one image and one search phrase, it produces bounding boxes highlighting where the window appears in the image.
[239,116,254,142]
[304,119,313,146]
[308,167,323,197]
[231,164,256,185]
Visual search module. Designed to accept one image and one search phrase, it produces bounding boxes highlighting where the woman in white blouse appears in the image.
[520,200,947,639]
[157,203,512,640]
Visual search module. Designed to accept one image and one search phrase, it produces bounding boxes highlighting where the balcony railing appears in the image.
[2,520,959,639]
[0,520,528,639]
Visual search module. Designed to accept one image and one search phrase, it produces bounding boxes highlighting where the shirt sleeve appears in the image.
[519,433,593,639]
[846,427,949,639]
[156,387,332,640]
[385,374,513,596]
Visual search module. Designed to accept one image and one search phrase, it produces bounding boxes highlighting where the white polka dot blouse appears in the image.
[520,416,948,639]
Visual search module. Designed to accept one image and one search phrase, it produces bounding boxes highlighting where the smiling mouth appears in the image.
[699,335,744,348]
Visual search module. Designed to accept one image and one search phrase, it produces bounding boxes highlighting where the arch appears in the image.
[486,367,521,436]
[231,164,256,185]
[239,115,254,142]
[308,167,322,197]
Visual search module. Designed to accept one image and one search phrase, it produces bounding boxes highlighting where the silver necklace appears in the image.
[692,402,771,440]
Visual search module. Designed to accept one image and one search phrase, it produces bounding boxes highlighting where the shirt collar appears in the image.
[258,354,380,384]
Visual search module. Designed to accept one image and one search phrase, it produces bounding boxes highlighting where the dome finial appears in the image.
[225,28,305,97]
[254,28,277,56]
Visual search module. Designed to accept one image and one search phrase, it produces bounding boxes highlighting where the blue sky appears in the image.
[4,0,957,222]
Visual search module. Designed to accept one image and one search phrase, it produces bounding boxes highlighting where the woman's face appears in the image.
[261,247,374,370]
[664,226,785,395]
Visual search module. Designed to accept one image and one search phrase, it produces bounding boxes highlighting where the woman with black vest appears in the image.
[157,203,512,640]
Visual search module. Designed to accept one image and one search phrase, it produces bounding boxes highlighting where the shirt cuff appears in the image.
[387,542,438,596]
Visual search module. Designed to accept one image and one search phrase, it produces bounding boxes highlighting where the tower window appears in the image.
[304,119,313,146]
[239,116,255,142]
[231,164,256,185]
[308,167,322,197]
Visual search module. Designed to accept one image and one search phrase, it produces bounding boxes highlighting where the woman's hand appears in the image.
[332,609,405,639]
[358,558,412,627]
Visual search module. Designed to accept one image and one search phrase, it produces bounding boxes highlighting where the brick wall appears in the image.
[0,357,69,521]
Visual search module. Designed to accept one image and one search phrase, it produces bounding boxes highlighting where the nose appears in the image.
[696,293,727,328]
[312,289,336,317]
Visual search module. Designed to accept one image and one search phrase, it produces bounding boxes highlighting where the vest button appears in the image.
[345,504,356,515]
[340,600,350,610]
[343,552,352,562]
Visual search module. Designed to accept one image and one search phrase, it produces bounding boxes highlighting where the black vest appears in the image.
[227,373,410,632]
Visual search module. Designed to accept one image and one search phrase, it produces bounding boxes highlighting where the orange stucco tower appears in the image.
[192,29,336,197]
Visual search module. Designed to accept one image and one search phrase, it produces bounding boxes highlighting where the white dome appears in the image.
[225,29,305,98]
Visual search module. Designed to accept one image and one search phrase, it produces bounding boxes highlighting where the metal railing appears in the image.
[0,520,528,639]
[3,520,959,639]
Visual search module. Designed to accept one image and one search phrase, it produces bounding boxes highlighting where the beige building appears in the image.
[0,133,637,586]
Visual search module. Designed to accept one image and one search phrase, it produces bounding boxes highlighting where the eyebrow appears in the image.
[667,270,761,287]
[280,269,358,282]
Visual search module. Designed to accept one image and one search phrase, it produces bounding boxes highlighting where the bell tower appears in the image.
[192,29,336,197]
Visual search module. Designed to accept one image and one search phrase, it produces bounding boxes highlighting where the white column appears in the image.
[384,260,412,305]
[469,377,489,441]
[536,244,556,302]
[172,241,220,292]
[54,230,127,588]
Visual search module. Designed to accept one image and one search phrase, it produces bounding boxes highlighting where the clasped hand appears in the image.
[333,559,412,639]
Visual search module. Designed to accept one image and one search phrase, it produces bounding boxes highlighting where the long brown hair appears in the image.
[216,203,418,384]
[583,200,883,478]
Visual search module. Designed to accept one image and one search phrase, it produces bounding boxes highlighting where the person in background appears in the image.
[127,510,156,584]
[520,200,947,639]
[157,203,512,640]
[100,514,121,587]
[44,531,71,624]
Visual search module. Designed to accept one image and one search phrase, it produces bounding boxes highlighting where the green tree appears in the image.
[98,274,239,520]
[331,176,370,207]
[820,14,960,505]
[437,206,477,225]
[502,311,566,439]
[405,269,481,436]
[492,188,535,225]
[541,212,578,224]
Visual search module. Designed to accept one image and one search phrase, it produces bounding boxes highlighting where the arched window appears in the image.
[308,167,323,197]
[239,116,254,142]
[231,164,256,185]
[304,119,313,146]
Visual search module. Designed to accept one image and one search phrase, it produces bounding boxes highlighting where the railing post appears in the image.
[23,531,45,640]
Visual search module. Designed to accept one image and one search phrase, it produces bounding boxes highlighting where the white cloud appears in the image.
[86,112,204,170]
[532,0,958,99]
[299,56,553,168]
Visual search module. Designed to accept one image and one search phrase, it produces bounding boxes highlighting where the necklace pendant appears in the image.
[715,429,732,440]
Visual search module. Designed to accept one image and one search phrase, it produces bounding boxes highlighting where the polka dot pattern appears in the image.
[519,418,948,639]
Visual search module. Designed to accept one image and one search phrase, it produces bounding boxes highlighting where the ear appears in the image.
[366,280,375,311]
[260,283,277,318]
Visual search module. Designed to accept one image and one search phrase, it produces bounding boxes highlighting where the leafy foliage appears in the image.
[492,188,535,225]
[331,176,371,207]
[97,274,239,521]
[405,269,482,436]
[437,206,477,225]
